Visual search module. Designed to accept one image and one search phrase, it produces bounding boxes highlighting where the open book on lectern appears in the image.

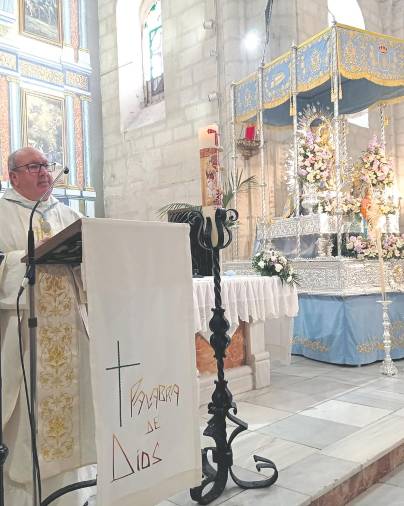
[21,218,82,265]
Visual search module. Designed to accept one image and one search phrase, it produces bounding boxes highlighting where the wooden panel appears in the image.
[196,322,246,375]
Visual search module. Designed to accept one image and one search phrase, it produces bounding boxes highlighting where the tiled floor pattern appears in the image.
[162,356,404,506]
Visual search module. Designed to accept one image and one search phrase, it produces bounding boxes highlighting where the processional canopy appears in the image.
[234,24,404,126]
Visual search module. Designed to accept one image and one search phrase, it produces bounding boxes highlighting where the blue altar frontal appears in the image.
[292,292,404,365]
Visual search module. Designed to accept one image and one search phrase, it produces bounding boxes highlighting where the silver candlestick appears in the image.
[379,299,398,376]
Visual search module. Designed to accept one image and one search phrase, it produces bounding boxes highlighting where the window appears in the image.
[116,0,165,131]
[142,1,164,105]
[327,0,368,128]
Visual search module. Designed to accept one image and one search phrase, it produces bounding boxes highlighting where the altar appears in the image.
[192,275,298,403]
[291,257,404,364]
[227,22,404,369]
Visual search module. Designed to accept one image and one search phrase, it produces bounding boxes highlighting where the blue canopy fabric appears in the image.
[235,24,404,126]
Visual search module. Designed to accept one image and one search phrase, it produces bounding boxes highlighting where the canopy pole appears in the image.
[230,82,239,259]
[291,42,300,258]
[379,103,386,149]
[332,21,342,257]
[258,62,267,223]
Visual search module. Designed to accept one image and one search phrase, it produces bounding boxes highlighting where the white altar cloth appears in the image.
[193,275,298,333]
[193,275,299,370]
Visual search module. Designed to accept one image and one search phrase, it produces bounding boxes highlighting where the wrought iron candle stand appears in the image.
[188,208,278,505]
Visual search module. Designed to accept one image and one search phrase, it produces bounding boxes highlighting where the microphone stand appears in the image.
[0,252,8,506]
[26,167,69,506]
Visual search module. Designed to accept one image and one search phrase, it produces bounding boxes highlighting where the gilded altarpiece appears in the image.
[0,0,95,214]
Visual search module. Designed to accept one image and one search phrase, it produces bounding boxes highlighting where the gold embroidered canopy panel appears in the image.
[234,24,404,126]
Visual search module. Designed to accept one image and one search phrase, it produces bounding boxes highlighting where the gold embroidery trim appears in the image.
[37,269,76,462]
[292,336,329,353]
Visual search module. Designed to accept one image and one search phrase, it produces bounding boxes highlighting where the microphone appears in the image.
[27,166,69,276]
[29,166,69,235]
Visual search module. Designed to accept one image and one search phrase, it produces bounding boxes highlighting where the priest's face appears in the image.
[9,148,53,201]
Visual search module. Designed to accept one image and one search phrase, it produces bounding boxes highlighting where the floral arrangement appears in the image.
[356,136,394,189]
[252,249,299,286]
[341,194,362,216]
[377,196,399,216]
[319,194,361,216]
[297,129,333,189]
[345,235,378,259]
[319,194,397,218]
[344,234,404,260]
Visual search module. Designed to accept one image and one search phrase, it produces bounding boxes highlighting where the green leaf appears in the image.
[156,202,201,219]
[157,168,259,219]
[222,169,259,208]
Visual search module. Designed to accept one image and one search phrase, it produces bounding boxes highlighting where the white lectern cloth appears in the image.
[82,219,201,506]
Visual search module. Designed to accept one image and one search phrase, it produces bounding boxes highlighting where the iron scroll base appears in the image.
[189,208,278,504]
[41,479,96,506]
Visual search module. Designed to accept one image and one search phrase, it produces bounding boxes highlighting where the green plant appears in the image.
[157,169,259,219]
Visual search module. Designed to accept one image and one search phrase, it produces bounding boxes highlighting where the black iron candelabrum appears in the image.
[188,208,278,505]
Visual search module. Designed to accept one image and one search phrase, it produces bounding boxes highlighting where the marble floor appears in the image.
[161,355,404,506]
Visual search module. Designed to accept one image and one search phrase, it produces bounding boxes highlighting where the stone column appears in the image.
[81,97,92,189]
[0,75,10,180]
[62,0,72,45]
[245,319,271,389]
[7,77,21,153]
[79,0,88,49]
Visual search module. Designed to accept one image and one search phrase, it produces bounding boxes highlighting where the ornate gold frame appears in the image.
[19,0,63,46]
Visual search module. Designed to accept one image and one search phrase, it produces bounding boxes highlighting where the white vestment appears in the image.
[0,188,96,505]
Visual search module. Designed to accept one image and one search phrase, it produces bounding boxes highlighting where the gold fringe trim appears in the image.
[338,66,404,87]
[336,23,404,44]
[263,95,289,110]
[297,73,331,94]
[235,109,257,123]
[368,95,404,110]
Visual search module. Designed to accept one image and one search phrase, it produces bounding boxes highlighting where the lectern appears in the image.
[20,217,201,506]
[22,219,96,506]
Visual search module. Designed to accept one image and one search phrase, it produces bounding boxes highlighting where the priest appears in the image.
[0,147,96,505]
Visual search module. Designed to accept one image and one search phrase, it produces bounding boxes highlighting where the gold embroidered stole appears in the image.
[36,265,81,474]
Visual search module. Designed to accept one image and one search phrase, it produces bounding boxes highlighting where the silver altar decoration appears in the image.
[264,214,363,238]
[301,183,319,215]
[223,259,254,276]
[316,236,333,257]
[388,264,404,291]
[292,258,404,296]
[258,62,268,222]
[223,257,404,297]
[291,43,301,258]
[379,299,398,376]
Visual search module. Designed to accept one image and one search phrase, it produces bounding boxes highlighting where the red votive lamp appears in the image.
[245,125,256,140]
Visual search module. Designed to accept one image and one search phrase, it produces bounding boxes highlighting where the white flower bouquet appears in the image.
[252,249,299,286]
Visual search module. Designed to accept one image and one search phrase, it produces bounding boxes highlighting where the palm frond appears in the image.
[157,169,258,219]
[156,202,201,220]
[222,169,259,208]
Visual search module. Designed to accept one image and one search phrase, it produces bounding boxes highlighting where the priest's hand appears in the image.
[36,238,50,247]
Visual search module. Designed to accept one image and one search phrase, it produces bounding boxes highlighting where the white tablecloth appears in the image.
[193,275,299,334]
